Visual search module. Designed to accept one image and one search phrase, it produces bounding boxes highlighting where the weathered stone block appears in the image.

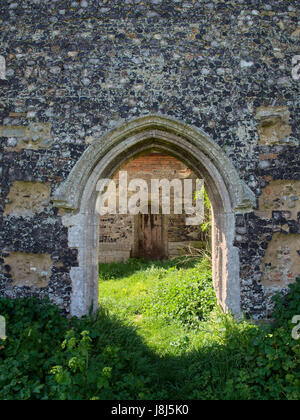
[0,126,27,137]
[4,181,51,216]
[0,123,52,151]
[258,180,300,220]
[99,243,131,263]
[261,233,300,288]
[255,106,292,145]
[4,252,52,289]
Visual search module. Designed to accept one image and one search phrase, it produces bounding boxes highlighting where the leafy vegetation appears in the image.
[196,184,212,235]
[0,259,299,400]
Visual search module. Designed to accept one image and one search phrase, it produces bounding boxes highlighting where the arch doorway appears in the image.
[53,115,255,319]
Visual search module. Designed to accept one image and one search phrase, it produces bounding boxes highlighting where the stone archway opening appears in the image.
[98,151,205,263]
[53,115,255,319]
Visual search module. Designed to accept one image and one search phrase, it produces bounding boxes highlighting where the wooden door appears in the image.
[138,213,165,260]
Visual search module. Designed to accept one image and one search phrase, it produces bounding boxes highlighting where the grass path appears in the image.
[98,257,218,357]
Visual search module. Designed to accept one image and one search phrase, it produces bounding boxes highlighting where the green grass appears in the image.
[99,257,217,357]
[0,260,299,400]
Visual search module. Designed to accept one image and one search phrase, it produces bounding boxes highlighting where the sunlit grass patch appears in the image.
[99,256,216,356]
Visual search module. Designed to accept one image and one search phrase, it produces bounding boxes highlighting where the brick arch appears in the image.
[53,115,256,318]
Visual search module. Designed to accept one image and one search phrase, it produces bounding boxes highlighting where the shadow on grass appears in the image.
[1,285,297,400]
[74,304,253,400]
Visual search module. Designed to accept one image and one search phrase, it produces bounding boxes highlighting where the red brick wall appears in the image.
[114,153,194,180]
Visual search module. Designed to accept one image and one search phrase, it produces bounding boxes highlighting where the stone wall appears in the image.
[0,0,299,318]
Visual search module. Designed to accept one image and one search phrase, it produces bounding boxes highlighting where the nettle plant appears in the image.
[271,278,300,330]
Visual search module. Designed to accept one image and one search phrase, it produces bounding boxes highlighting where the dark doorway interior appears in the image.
[137,212,167,260]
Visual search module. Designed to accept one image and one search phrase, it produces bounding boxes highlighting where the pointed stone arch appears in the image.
[53,115,256,318]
